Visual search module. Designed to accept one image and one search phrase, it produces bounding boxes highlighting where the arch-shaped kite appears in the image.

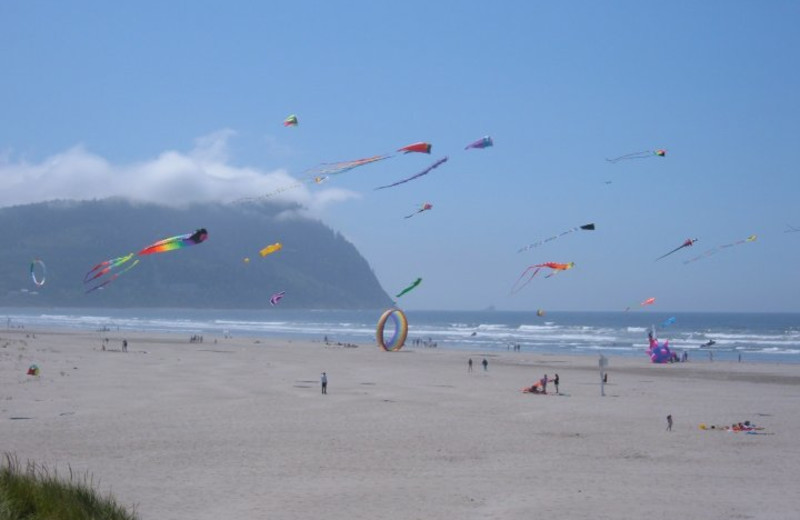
[376,308,408,352]
[30,259,46,287]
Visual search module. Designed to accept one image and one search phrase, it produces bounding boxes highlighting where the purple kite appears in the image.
[647,329,673,363]
[374,157,448,190]
[269,290,286,306]
[465,136,493,150]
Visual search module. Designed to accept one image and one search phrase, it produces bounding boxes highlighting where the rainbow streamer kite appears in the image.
[138,229,208,255]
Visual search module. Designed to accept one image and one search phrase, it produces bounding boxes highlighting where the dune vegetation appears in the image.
[0,453,137,520]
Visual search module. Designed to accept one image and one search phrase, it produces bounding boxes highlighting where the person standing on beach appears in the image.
[321,372,328,395]
[541,374,548,394]
[482,358,488,371]
[122,339,128,353]
[468,358,473,372]
[666,414,673,431]
[553,373,559,394]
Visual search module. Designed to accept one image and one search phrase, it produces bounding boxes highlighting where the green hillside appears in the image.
[0,199,392,309]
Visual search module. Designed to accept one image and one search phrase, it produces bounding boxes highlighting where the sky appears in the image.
[1,1,799,312]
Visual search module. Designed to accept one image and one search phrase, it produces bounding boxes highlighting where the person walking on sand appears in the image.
[468,358,473,372]
[482,358,488,371]
[321,372,328,395]
[553,373,559,394]
[666,414,673,431]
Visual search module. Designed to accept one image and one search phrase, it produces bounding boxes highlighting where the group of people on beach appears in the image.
[100,338,127,352]
[467,358,489,372]
[525,373,559,394]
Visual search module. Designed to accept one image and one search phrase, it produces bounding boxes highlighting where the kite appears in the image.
[655,238,697,261]
[310,155,393,177]
[518,223,596,253]
[376,308,408,352]
[396,278,422,298]
[30,259,46,287]
[283,114,298,127]
[683,235,756,264]
[236,139,438,203]
[83,253,136,284]
[260,242,283,257]
[397,142,432,154]
[465,136,493,150]
[624,297,656,312]
[606,149,666,163]
[374,157,448,190]
[269,290,286,306]
[138,228,208,256]
[84,258,140,294]
[85,228,207,294]
[660,316,676,328]
[510,262,575,294]
[784,225,800,233]
[536,309,545,317]
[404,202,433,219]
[647,332,673,363]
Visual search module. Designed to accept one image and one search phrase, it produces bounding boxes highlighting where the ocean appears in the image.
[2,307,799,364]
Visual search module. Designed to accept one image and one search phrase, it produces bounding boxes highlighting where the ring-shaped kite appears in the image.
[376,308,408,352]
[30,259,46,287]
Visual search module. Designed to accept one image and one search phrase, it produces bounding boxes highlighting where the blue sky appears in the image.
[2,1,799,312]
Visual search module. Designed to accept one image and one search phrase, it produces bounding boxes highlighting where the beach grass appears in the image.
[0,453,138,520]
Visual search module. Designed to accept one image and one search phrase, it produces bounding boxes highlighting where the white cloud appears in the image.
[0,130,360,212]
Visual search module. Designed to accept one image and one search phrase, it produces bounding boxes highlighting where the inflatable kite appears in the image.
[85,259,140,294]
[85,228,207,293]
[606,149,666,163]
[30,259,46,287]
[397,142,432,154]
[625,297,656,311]
[396,278,422,298]
[376,308,408,351]
[283,114,298,127]
[465,136,493,150]
[83,253,139,293]
[269,290,286,306]
[656,238,697,261]
[660,316,676,328]
[510,262,575,294]
[374,157,448,190]
[518,223,595,253]
[684,235,757,264]
[138,228,208,255]
[647,331,672,363]
[259,242,282,257]
[404,202,433,219]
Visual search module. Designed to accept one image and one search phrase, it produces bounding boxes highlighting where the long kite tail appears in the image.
[606,151,654,163]
[509,267,542,294]
[84,259,140,294]
[655,245,685,261]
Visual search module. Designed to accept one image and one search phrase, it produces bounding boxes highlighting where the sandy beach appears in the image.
[2,328,799,520]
